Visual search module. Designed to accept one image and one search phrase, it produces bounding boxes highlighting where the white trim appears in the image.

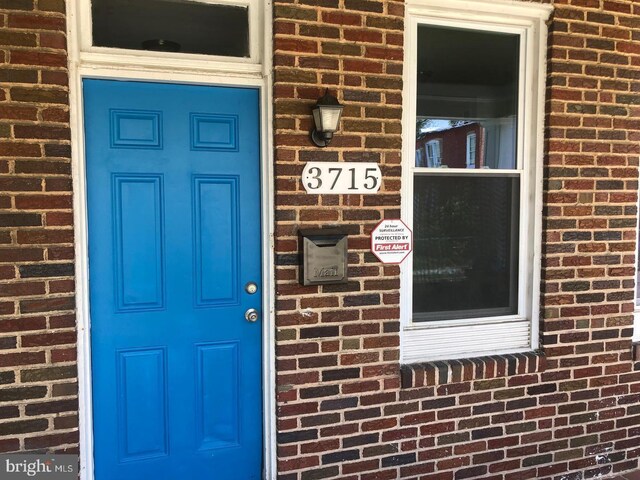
[261,2,277,475]
[400,0,550,363]
[67,0,276,478]
[77,52,263,78]
[406,0,553,21]
[403,319,530,363]
[413,168,521,176]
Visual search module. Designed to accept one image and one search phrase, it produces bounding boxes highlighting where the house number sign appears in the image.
[302,162,382,194]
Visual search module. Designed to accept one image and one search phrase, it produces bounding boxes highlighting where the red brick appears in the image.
[10,50,66,67]
[0,351,45,366]
[14,194,72,209]
[8,12,66,31]
[16,229,74,244]
[322,11,361,26]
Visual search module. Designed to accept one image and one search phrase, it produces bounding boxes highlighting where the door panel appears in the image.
[117,347,168,461]
[194,177,239,306]
[195,342,240,450]
[113,175,165,310]
[84,79,263,480]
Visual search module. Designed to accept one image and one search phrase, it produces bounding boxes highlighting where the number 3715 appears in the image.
[301,162,382,194]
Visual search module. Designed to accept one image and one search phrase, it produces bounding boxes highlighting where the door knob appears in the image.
[245,308,259,322]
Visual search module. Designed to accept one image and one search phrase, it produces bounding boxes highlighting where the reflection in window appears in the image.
[415,25,519,170]
[466,132,476,168]
[425,139,442,167]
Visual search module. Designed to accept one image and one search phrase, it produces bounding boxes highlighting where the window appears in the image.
[401,0,551,362]
[466,133,476,168]
[91,0,250,57]
[74,0,263,66]
[425,139,442,167]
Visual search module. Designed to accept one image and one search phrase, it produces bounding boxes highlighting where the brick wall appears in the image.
[0,0,78,454]
[1,0,640,477]
[273,0,640,479]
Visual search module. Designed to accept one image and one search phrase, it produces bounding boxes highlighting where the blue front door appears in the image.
[84,79,263,480]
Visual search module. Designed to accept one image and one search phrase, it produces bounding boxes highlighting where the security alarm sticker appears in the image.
[371,219,412,264]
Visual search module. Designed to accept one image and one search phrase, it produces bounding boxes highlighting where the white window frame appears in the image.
[400,0,552,363]
[466,132,476,168]
[74,0,263,76]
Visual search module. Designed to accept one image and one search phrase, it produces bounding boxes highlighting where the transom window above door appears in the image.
[91,0,249,57]
[75,0,262,66]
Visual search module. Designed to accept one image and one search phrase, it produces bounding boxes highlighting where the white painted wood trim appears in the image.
[529,14,549,351]
[67,3,94,476]
[66,0,276,478]
[406,0,553,21]
[399,14,418,364]
[400,0,551,363]
[78,52,263,78]
[413,168,522,176]
[261,0,277,475]
[403,320,531,363]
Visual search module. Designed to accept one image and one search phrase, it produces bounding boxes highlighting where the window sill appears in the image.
[401,317,532,364]
[400,350,546,389]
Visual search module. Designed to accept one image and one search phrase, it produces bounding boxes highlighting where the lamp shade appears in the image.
[312,104,343,133]
[311,90,344,147]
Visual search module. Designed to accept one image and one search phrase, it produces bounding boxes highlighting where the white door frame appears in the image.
[65,2,276,479]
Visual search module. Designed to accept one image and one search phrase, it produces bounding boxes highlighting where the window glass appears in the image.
[415,26,519,169]
[92,0,250,57]
[413,175,520,321]
[412,25,521,322]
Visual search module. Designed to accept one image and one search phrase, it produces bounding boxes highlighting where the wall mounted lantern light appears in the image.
[311,89,344,147]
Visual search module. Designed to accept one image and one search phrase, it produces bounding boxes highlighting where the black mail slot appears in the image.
[299,229,348,286]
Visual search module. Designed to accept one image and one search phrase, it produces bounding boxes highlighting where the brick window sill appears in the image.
[400,350,546,389]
